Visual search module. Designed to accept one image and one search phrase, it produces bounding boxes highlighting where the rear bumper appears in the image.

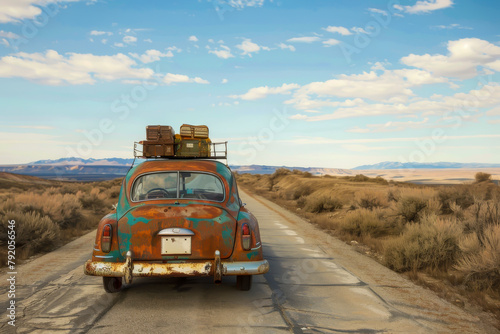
[84,255,269,279]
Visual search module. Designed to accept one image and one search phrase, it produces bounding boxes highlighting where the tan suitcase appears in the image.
[179,124,209,139]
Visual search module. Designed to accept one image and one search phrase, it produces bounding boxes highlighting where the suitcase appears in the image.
[175,135,211,157]
[146,125,175,143]
[179,124,209,139]
[140,140,174,158]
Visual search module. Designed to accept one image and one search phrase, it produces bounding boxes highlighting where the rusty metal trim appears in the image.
[214,250,222,283]
[84,259,269,278]
[223,260,269,276]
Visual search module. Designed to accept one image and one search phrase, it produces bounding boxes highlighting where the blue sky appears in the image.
[0,0,499,168]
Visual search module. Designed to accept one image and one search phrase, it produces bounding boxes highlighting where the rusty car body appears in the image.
[84,159,269,292]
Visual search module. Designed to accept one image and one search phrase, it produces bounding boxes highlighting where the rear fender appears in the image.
[92,212,123,262]
[232,208,263,262]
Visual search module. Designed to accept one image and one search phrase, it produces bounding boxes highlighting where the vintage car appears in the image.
[84,159,269,292]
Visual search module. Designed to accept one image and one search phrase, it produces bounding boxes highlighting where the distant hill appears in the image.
[0,157,134,181]
[353,161,500,170]
[29,157,134,166]
[230,164,352,175]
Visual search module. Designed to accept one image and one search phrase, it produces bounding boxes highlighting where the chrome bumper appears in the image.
[84,251,269,284]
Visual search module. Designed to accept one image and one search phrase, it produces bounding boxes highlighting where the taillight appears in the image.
[101,224,112,253]
[241,223,251,250]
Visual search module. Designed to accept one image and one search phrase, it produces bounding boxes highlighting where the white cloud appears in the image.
[486,106,500,116]
[222,78,228,84]
[322,26,352,36]
[401,38,500,79]
[277,43,295,52]
[368,8,388,15]
[401,0,454,14]
[230,83,300,100]
[208,44,234,59]
[166,46,182,53]
[351,27,369,34]
[11,125,55,130]
[114,42,125,48]
[144,38,153,43]
[226,0,264,9]
[188,35,198,42]
[290,114,308,120]
[90,30,112,36]
[287,36,321,43]
[0,30,19,39]
[0,0,87,24]
[163,73,209,85]
[348,118,430,133]
[236,38,264,57]
[0,50,154,85]
[101,39,107,44]
[323,39,340,47]
[129,49,174,63]
[123,35,137,44]
[0,39,9,47]
[432,23,472,30]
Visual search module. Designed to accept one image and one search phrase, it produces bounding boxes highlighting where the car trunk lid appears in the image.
[117,203,236,260]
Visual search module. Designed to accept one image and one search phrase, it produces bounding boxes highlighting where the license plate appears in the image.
[161,236,191,255]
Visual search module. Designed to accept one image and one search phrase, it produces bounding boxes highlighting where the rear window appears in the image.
[131,172,225,202]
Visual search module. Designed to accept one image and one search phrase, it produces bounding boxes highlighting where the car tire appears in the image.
[236,275,252,291]
[103,277,123,293]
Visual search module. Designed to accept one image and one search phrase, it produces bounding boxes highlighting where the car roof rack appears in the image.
[133,141,228,160]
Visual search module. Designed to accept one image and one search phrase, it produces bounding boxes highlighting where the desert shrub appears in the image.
[456,224,500,291]
[354,189,389,210]
[15,191,82,228]
[438,186,475,214]
[288,184,314,200]
[78,188,106,213]
[384,215,461,272]
[462,198,500,236]
[396,196,428,223]
[475,172,492,183]
[291,169,313,178]
[0,197,17,213]
[104,186,121,199]
[340,208,396,237]
[352,174,370,182]
[296,196,307,208]
[304,194,343,213]
[0,211,60,256]
[310,215,334,230]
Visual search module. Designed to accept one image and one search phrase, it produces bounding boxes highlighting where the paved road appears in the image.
[0,189,496,333]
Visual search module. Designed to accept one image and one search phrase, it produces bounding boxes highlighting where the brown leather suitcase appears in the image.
[179,124,209,139]
[140,140,174,157]
[146,125,175,143]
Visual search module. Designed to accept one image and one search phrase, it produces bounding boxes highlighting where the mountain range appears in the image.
[353,161,500,170]
[0,158,499,181]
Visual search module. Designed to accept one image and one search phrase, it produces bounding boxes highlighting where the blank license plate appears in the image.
[161,236,191,255]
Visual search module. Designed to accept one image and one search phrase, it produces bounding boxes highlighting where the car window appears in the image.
[132,172,224,202]
[180,172,224,202]
[132,172,178,201]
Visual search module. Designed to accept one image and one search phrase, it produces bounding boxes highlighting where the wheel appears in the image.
[103,277,122,293]
[236,275,252,291]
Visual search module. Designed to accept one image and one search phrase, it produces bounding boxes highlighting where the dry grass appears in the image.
[0,176,122,266]
[304,193,343,213]
[238,168,500,295]
[354,189,389,210]
[456,224,500,291]
[384,215,461,272]
[339,208,398,238]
